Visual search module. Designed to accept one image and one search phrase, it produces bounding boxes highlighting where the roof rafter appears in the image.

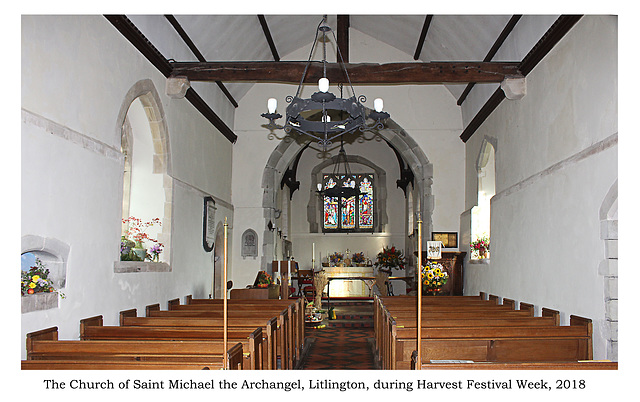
[104,15,237,144]
[460,15,583,142]
[258,15,280,62]
[414,15,433,60]
[457,15,522,106]
[164,14,238,108]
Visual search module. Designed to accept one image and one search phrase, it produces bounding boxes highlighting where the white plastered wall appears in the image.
[21,15,235,359]
[461,16,618,360]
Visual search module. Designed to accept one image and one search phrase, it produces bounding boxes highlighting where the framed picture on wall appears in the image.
[203,196,216,252]
[432,232,458,249]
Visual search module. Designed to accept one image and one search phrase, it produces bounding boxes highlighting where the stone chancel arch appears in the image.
[260,117,433,268]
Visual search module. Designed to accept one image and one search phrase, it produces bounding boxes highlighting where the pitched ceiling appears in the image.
[114,14,577,143]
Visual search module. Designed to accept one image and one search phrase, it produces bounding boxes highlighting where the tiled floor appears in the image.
[302,326,376,369]
[301,301,377,370]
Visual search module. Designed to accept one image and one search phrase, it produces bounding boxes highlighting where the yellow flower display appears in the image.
[29,282,37,289]
[31,275,40,282]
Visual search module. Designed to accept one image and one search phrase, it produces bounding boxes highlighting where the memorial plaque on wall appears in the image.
[241,229,258,258]
[203,196,216,252]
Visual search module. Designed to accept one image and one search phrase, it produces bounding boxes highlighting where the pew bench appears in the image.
[79,317,265,370]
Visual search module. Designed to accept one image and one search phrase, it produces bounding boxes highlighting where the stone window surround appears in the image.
[114,79,173,273]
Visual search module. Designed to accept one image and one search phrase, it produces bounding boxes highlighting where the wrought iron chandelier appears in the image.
[316,140,362,198]
[261,16,390,151]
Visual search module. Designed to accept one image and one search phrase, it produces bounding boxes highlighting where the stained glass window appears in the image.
[322,173,374,232]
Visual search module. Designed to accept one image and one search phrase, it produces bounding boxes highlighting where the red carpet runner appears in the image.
[302,326,376,370]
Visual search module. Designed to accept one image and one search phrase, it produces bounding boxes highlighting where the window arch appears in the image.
[471,139,495,259]
[321,173,375,232]
[117,80,172,268]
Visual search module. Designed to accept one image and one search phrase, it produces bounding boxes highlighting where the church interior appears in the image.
[20,14,619,371]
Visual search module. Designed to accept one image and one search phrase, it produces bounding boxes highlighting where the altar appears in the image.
[323,266,375,297]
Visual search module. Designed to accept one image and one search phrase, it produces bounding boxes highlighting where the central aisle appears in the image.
[301,301,377,370]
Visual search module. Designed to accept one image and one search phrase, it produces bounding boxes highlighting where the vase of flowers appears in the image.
[21,258,64,298]
[421,261,449,296]
[471,236,490,259]
[352,252,366,266]
[329,252,344,267]
[375,246,406,274]
[121,217,163,262]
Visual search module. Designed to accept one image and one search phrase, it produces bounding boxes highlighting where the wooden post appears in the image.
[416,213,422,369]
[223,217,228,369]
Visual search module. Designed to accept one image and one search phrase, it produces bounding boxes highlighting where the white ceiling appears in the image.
[127,14,559,104]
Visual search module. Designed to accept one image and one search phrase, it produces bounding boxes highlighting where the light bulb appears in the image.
[267,98,277,114]
[322,114,331,123]
[374,98,384,113]
[317,183,322,191]
[318,77,330,93]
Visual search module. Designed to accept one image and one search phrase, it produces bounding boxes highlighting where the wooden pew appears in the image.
[410,352,617,370]
[148,299,304,369]
[25,327,244,370]
[173,297,305,364]
[22,360,229,370]
[121,311,294,369]
[79,316,265,370]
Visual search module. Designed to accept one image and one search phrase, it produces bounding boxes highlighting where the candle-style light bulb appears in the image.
[318,77,330,93]
[267,98,277,114]
[374,98,384,113]
[317,183,322,191]
[322,114,331,123]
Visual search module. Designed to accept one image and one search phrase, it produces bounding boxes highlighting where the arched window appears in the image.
[471,140,495,259]
[321,173,375,232]
[117,81,172,269]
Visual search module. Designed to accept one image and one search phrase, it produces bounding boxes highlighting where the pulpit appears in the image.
[419,251,466,296]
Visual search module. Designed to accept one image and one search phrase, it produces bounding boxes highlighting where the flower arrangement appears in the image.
[352,252,366,264]
[328,252,344,266]
[421,261,449,294]
[21,258,64,298]
[471,236,490,259]
[375,246,406,273]
[121,217,163,261]
[255,271,274,288]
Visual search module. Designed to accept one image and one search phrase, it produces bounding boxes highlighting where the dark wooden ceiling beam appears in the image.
[460,15,583,143]
[414,15,433,60]
[105,15,237,144]
[457,15,522,106]
[258,15,280,62]
[170,61,522,84]
[337,15,350,63]
[164,15,238,108]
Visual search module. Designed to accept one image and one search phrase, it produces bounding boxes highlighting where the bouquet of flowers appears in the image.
[471,236,490,259]
[255,271,274,288]
[421,261,448,293]
[375,246,406,273]
[21,258,63,297]
[121,217,163,261]
[352,252,366,264]
[329,252,344,265]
